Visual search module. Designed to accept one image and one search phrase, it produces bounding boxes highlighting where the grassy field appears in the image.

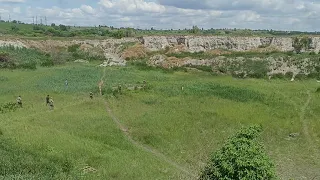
[1,62,320,179]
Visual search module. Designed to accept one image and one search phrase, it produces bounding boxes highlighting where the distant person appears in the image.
[90,92,93,99]
[98,80,104,95]
[16,95,22,108]
[49,97,54,110]
[65,79,68,88]
[118,84,122,93]
[46,95,50,106]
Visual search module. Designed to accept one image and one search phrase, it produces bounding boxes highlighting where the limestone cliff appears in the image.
[1,36,319,79]
[0,36,319,53]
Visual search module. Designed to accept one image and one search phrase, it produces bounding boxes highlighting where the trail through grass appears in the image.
[100,67,197,178]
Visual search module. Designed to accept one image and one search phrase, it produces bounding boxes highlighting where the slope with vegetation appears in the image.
[1,46,320,179]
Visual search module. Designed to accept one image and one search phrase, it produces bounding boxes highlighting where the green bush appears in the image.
[243,60,269,79]
[40,57,54,67]
[67,44,81,53]
[187,83,265,103]
[18,61,37,70]
[199,125,277,180]
[0,102,19,114]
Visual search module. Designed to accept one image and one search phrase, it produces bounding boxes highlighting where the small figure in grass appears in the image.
[118,84,122,93]
[16,95,22,108]
[90,92,93,99]
[142,80,147,89]
[46,95,50,106]
[65,79,68,88]
[49,97,54,110]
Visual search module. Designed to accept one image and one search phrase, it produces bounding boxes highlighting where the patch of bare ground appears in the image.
[121,44,148,60]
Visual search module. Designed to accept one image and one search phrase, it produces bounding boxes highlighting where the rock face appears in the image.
[1,36,320,76]
[0,40,27,48]
[147,54,320,78]
[141,36,299,52]
[0,36,320,53]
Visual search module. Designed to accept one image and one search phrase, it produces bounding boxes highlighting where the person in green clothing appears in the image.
[46,95,50,106]
[16,95,22,108]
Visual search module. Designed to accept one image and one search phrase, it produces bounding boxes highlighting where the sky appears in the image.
[0,0,319,31]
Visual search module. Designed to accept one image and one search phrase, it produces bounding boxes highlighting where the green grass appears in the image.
[1,62,320,179]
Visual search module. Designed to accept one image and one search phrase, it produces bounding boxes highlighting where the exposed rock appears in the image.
[148,54,167,67]
[0,40,26,48]
[1,36,320,53]
[74,59,89,63]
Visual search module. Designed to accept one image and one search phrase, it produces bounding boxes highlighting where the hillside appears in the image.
[1,36,320,80]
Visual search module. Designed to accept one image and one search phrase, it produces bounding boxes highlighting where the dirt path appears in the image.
[300,90,312,143]
[100,67,196,179]
[278,89,313,142]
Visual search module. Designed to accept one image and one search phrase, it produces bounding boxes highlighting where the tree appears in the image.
[191,25,200,34]
[51,23,56,27]
[199,125,277,180]
[59,24,67,31]
[11,25,19,32]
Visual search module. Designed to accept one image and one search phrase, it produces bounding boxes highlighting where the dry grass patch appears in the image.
[121,44,148,60]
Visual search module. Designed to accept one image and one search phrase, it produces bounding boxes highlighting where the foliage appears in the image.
[186,83,265,102]
[0,137,77,178]
[292,37,312,53]
[199,125,277,180]
[0,46,53,69]
[67,44,81,53]
[0,102,19,114]
[242,59,269,78]
[2,20,320,38]
[190,25,200,34]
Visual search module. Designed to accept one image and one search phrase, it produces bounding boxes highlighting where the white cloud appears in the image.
[0,0,24,2]
[12,7,20,13]
[80,5,95,14]
[99,0,166,13]
[2,0,320,31]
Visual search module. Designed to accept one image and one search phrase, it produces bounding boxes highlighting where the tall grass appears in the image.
[1,64,320,179]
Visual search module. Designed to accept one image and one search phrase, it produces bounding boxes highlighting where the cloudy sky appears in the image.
[0,0,319,31]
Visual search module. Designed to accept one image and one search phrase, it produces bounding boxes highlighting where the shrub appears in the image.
[0,102,19,114]
[67,44,81,53]
[199,125,277,180]
[40,58,54,67]
[243,60,269,79]
[18,61,37,70]
[316,87,320,93]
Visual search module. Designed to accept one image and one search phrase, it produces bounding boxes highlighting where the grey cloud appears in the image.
[4,0,320,31]
[0,0,25,3]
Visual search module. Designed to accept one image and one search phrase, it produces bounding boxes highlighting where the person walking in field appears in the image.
[16,95,22,108]
[90,92,93,99]
[118,84,122,93]
[46,95,50,106]
[49,97,54,110]
[65,79,68,88]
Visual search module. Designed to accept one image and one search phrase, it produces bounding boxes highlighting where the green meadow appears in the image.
[1,63,320,179]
